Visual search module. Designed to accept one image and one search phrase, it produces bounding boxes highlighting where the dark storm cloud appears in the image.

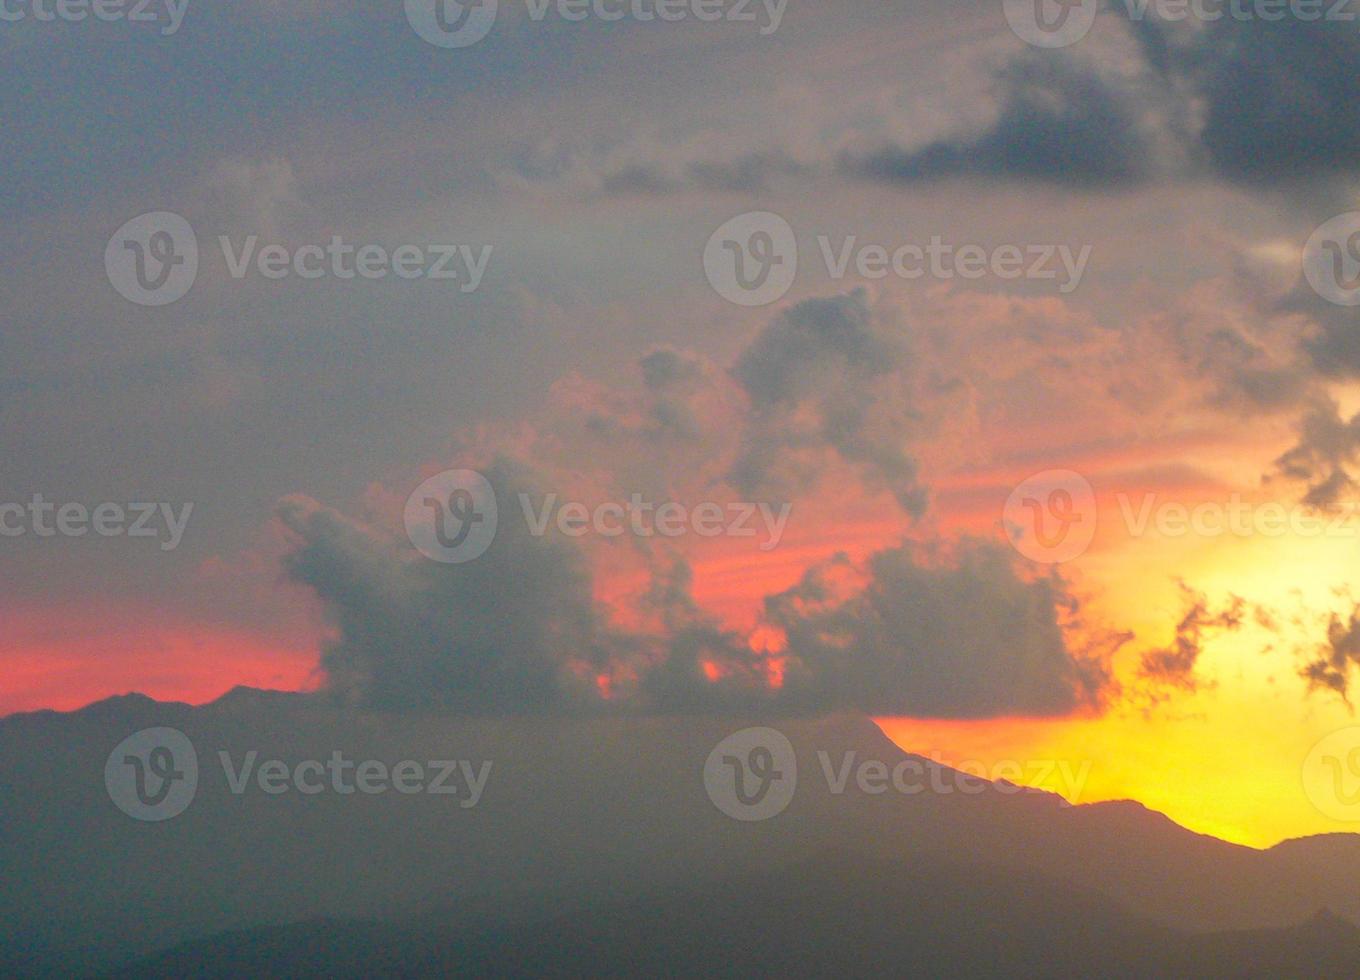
[1184,19,1360,186]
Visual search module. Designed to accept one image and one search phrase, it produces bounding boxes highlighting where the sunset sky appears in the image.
[6,1,1360,849]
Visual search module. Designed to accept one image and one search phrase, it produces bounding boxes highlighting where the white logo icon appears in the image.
[704,727,797,821]
[405,0,499,48]
[1003,0,1099,49]
[1304,213,1360,307]
[704,211,798,307]
[105,211,198,307]
[1003,469,1097,564]
[1303,727,1360,823]
[405,469,499,563]
[104,727,198,821]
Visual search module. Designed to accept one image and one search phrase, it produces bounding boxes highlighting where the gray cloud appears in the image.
[841,19,1360,193]
[764,539,1112,718]
[599,152,809,196]
[839,54,1155,189]
[277,458,615,713]
[1302,604,1360,704]
[1273,398,1360,509]
[1184,20,1360,187]
[1137,584,1247,697]
[731,290,929,516]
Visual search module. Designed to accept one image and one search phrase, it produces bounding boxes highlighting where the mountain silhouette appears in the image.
[3,690,1358,976]
[108,855,1360,978]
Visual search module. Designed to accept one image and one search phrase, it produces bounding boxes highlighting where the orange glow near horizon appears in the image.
[0,603,320,716]
[7,441,1360,850]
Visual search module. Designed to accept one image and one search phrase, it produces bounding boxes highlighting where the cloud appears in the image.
[280,468,1112,718]
[764,539,1113,718]
[500,139,813,200]
[1137,584,1247,697]
[839,53,1155,189]
[1273,398,1360,509]
[1150,275,1314,415]
[276,455,785,715]
[838,18,1360,194]
[275,280,1309,720]
[598,152,810,196]
[635,557,779,712]
[203,156,304,241]
[731,289,929,516]
[1302,604,1360,704]
[1183,20,1360,187]
[277,459,617,713]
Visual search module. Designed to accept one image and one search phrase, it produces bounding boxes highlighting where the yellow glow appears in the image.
[882,487,1360,848]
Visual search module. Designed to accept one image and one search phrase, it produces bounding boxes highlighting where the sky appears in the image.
[5,0,1360,846]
